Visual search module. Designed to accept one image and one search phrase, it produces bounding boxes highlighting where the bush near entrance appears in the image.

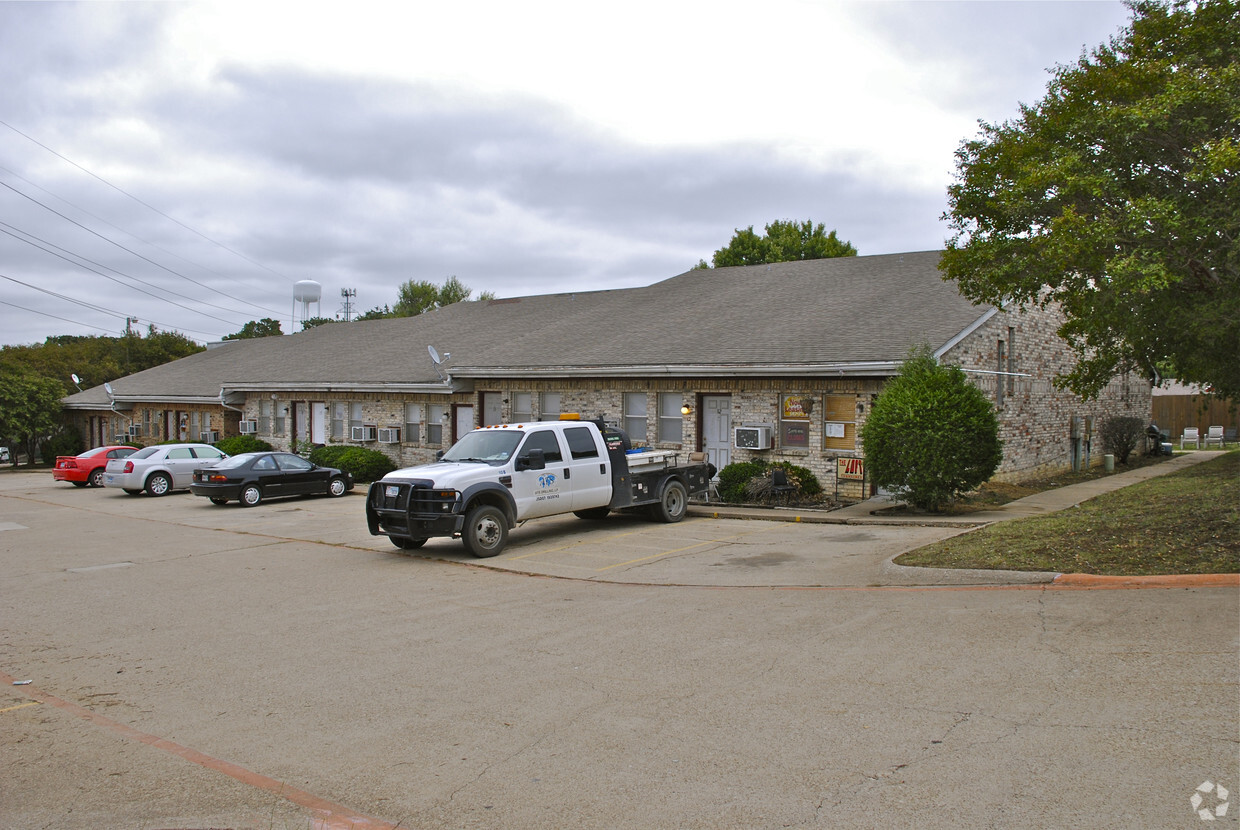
[861,347,1002,512]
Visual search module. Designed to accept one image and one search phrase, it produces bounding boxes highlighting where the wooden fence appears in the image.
[1151,394,1239,445]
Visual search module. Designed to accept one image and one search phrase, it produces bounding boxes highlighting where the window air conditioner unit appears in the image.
[200,431,220,444]
[377,427,400,444]
[238,420,258,434]
[734,425,773,450]
[128,424,143,437]
[351,425,377,442]
[114,434,128,444]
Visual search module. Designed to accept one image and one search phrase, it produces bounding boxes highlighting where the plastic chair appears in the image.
[1180,427,1200,449]
[1204,426,1225,448]
[771,468,796,503]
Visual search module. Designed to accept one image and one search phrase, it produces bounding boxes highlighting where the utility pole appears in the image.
[340,288,357,322]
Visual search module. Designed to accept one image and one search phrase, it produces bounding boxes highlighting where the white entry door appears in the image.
[482,393,503,426]
[454,405,475,445]
[311,403,327,444]
[702,395,731,475]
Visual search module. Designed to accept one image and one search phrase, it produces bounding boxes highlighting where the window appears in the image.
[427,404,445,444]
[781,394,812,448]
[658,392,683,443]
[1007,326,1017,396]
[331,403,345,439]
[404,403,422,443]
[349,402,364,437]
[540,392,561,420]
[259,400,273,434]
[513,392,533,423]
[190,411,200,437]
[823,395,857,451]
[624,392,647,442]
[997,340,1006,407]
[522,430,563,463]
[274,403,286,435]
[168,448,193,459]
[252,455,277,471]
[565,426,600,459]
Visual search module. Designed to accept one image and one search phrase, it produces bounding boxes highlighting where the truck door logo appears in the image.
[539,473,557,488]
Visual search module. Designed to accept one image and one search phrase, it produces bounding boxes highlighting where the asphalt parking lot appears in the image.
[2,471,1237,829]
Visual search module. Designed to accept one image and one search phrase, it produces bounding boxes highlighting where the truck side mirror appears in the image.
[516,448,546,471]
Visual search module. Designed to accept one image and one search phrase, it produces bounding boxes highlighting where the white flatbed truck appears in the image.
[366,416,714,557]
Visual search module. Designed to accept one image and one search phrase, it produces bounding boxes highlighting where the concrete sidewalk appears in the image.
[688,450,1227,528]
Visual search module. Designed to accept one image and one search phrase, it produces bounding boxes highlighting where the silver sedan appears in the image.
[103,443,228,496]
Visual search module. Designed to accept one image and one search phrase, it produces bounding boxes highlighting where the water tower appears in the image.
[292,280,322,329]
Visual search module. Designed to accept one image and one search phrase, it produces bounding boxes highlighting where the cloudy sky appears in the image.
[0,0,1131,347]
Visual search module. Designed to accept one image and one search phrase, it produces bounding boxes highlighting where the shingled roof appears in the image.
[64,250,992,407]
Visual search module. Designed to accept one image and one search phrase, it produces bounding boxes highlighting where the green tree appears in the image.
[391,276,494,317]
[941,0,1239,400]
[711,220,857,267]
[355,305,391,321]
[222,318,284,340]
[861,348,1003,512]
[301,317,339,330]
[0,365,68,465]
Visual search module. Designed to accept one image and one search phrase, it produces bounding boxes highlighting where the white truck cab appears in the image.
[366,416,713,557]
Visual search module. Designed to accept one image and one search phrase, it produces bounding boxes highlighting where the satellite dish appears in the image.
[428,344,441,365]
[71,373,81,384]
[103,382,114,396]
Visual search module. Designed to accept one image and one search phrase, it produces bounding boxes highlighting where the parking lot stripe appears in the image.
[0,671,403,830]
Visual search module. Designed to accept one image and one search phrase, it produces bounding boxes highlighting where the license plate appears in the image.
[385,485,400,497]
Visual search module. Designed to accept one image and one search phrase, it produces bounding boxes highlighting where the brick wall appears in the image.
[942,303,1152,480]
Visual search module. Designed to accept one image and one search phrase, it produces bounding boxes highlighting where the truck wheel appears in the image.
[573,507,610,521]
[391,537,428,550]
[462,504,507,558]
[656,480,688,523]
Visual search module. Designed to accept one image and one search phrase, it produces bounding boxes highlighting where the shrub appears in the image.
[1099,415,1145,464]
[327,447,397,483]
[40,428,83,462]
[214,434,274,456]
[861,346,1003,512]
[717,461,768,503]
[307,445,352,468]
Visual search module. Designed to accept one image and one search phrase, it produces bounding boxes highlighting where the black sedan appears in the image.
[190,452,353,507]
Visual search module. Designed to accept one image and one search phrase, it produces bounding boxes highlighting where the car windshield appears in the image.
[441,430,523,464]
[130,446,160,459]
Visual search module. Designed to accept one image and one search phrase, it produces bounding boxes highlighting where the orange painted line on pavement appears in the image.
[1052,572,1240,589]
[0,671,402,830]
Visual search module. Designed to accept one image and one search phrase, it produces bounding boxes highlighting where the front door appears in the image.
[702,395,731,475]
[453,405,475,444]
[311,403,327,444]
[481,392,503,426]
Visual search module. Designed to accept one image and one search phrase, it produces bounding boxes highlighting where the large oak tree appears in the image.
[941,0,1239,400]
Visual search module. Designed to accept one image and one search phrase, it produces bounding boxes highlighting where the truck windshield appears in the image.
[441,430,523,465]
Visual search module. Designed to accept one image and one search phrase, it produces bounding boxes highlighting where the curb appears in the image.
[1052,573,1240,589]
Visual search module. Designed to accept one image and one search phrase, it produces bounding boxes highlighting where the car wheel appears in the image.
[391,537,428,550]
[462,504,507,558]
[146,472,172,496]
[123,488,142,496]
[71,481,88,488]
[656,480,688,523]
[240,484,263,507]
[209,497,229,506]
[88,468,105,487]
[327,476,347,497]
[573,507,610,520]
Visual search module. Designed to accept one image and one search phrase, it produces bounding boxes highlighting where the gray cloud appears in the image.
[0,1,1129,345]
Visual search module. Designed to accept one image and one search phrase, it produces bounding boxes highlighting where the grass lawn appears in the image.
[893,451,1239,575]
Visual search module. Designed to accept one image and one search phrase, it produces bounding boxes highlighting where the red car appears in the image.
[54,445,138,488]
